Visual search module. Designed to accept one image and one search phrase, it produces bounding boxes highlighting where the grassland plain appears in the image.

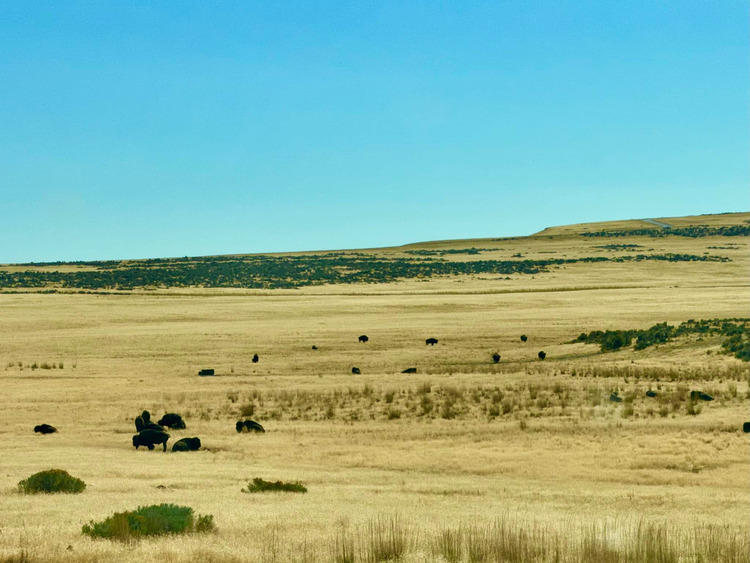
[0,213,748,562]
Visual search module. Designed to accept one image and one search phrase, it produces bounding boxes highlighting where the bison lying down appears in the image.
[236,420,265,433]
[172,437,201,452]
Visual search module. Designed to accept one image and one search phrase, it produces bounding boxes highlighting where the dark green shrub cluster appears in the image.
[241,477,307,494]
[722,334,750,361]
[18,469,86,494]
[581,224,750,238]
[82,504,215,541]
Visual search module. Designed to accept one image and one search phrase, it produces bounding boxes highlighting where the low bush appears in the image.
[242,477,307,494]
[18,469,86,494]
[82,504,215,541]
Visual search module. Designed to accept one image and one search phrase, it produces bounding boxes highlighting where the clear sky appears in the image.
[1,1,747,263]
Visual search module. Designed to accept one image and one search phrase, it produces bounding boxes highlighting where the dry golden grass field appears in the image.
[1,212,748,562]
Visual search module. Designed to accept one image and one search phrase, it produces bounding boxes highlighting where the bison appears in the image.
[351,367,361,374]
[34,424,57,434]
[538,351,546,360]
[198,368,215,376]
[645,390,657,398]
[492,353,501,364]
[311,345,318,350]
[743,422,750,433]
[609,393,623,403]
[690,391,714,402]
[252,354,259,363]
[136,414,163,432]
[520,335,528,342]
[172,437,201,452]
[358,335,369,343]
[158,413,186,429]
[401,367,417,374]
[236,420,265,433]
[141,410,152,423]
[425,338,438,346]
[133,429,170,452]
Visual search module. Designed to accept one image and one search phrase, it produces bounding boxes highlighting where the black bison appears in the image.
[645,390,658,398]
[311,345,318,350]
[172,437,201,452]
[158,413,186,429]
[609,393,623,403]
[690,391,714,402]
[520,335,528,342]
[743,422,750,433]
[142,410,151,423]
[198,368,215,376]
[425,338,438,346]
[133,429,170,452]
[492,353,501,363]
[34,424,57,434]
[252,354,259,363]
[358,335,369,343]
[351,367,361,374]
[538,351,546,360]
[136,415,163,432]
[236,420,265,433]
[401,367,417,374]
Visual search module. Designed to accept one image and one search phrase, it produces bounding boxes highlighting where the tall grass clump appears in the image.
[17,469,85,494]
[242,477,307,493]
[364,515,408,563]
[82,504,215,542]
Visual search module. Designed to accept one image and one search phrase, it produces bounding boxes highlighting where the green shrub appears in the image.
[242,477,307,494]
[18,469,86,494]
[82,504,215,541]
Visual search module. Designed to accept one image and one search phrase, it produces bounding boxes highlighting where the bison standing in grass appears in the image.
[538,351,546,360]
[133,429,170,452]
[358,335,369,343]
[425,338,438,346]
[492,353,501,363]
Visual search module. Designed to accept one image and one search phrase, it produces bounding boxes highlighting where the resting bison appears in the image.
[133,429,170,452]
[34,424,57,434]
[252,354,259,363]
[690,391,714,402]
[311,345,318,350]
[743,422,750,433]
[425,338,438,346]
[609,393,623,403]
[198,368,215,376]
[401,367,417,374]
[538,351,546,360]
[158,413,186,429]
[351,367,361,374]
[645,390,658,398]
[172,437,201,452]
[520,335,528,342]
[236,420,265,433]
[492,353,501,364]
[358,335,369,343]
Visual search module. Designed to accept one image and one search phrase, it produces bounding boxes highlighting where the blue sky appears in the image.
[1,1,747,263]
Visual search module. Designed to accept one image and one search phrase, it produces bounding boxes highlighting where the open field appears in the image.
[1,213,748,562]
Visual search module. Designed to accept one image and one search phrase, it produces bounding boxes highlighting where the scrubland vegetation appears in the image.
[0,213,748,561]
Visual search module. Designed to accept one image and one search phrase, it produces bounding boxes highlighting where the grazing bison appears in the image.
[743,422,750,433]
[492,353,501,364]
[425,338,438,346]
[538,351,546,360]
[172,437,201,452]
[236,420,265,433]
[520,335,528,342]
[609,393,623,403]
[133,429,170,452]
[34,424,57,434]
[252,354,259,363]
[645,390,658,398]
[158,413,186,429]
[690,391,714,402]
[401,367,417,374]
[198,369,215,376]
[351,367,361,374]
[358,335,369,343]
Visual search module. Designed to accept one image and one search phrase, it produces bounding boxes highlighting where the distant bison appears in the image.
[136,415,163,432]
[520,335,528,342]
[198,369,215,376]
[609,393,623,403]
[492,353,501,364]
[171,437,201,452]
[358,335,369,343]
[645,390,658,398]
[538,351,546,360]
[690,391,714,402]
[311,345,318,350]
[743,422,750,433]
[401,367,417,374]
[236,420,265,433]
[141,410,152,423]
[34,424,57,434]
[425,338,438,346]
[252,354,259,363]
[133,429,170,452]
[158,413,186,429]
[351,367,361,374]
